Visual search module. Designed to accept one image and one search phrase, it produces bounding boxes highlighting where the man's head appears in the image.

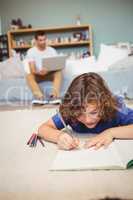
[35,31,47,49]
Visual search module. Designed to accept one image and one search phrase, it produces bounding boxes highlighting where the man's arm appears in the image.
[29,61,36,74]
[29,61,48,76]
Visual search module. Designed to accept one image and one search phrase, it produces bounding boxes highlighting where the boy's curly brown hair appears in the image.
[59,73,118,122]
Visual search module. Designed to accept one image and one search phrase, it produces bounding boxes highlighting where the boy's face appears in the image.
[77,103,101,128]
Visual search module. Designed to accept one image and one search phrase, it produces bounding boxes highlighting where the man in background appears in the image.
[26,31,62,102]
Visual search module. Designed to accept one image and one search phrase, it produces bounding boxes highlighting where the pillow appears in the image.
[63,56,97,78]
[0,57,24,80]
[97,44,129,70]
[23,59,31,74]
[108,55,133,71]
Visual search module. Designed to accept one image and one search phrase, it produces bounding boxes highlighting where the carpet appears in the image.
[0,109,133,200]
[0,109,56,200]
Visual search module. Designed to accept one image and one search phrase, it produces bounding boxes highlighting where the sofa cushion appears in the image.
[0,57,24,80]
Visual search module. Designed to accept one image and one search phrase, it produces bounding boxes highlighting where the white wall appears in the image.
[1,0,133,54]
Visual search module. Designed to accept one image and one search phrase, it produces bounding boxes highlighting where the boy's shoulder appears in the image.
[115,96,133,125]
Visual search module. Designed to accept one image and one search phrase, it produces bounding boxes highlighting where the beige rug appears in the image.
[0,109,133,200]
[0,109,56,200]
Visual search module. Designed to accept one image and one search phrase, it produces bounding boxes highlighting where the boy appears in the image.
[37,73,133,150]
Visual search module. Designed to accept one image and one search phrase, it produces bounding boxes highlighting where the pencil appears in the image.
[56,109,81,149]
[27,133,36,145]
[38,136,45,147]
[56,109,73,136]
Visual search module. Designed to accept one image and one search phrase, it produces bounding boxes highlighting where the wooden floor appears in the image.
[0,102,59,111]
[0,100,133,111]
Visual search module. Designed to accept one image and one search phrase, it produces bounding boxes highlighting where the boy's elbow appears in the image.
[38,125,42,135]
[38,124,46,138]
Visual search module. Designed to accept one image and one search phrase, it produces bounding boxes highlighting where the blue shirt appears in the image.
[52,97,133,134]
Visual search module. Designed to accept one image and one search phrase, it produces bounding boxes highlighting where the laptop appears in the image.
[42,55,67,71]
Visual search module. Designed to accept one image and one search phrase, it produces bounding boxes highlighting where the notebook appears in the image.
[50,140,133,171]
[42,55,67,71]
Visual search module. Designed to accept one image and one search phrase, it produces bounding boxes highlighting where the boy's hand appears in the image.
[57,133,79,150]
[84,130,114,150]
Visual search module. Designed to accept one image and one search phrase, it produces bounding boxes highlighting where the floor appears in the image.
[0,108,133,200]
[0,102,58,111]
[0,99,133,111]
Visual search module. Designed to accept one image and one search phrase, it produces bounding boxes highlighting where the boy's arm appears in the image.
[85,124,133,149]
[38,118,79,150]
[109,124,133,139]
[38,118,61,143]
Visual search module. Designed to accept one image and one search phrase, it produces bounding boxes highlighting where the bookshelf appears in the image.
[7,25,93,59]
[0,34,9,61]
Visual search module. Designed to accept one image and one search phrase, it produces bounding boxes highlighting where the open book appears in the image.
[50,140,133,171]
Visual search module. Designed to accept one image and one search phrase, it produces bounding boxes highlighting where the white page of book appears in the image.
[50,142,124,171]
[114,140,133,167]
